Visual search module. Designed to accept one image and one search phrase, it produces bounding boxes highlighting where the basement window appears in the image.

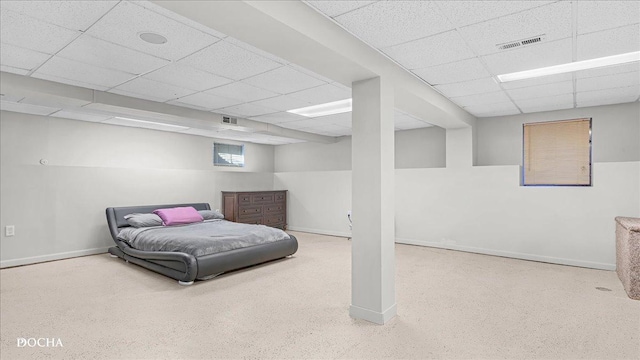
[213,143,244,167]
[522,118,592,186]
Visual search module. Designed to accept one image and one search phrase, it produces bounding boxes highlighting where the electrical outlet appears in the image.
[5,225,15,237]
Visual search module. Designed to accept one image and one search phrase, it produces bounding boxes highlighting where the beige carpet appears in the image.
[1,231,638,359]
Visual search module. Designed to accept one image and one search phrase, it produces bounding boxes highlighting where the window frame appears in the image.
[213,142,245,168]
[521,118,593,187]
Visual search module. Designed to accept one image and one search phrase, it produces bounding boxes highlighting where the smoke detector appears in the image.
[497,35,546,50]
[222,116,238,125]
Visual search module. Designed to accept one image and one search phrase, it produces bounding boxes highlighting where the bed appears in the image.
[106,203,298,285]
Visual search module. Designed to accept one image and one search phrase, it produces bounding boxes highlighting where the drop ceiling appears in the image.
[307,0,640,117]
[1,1,638,145]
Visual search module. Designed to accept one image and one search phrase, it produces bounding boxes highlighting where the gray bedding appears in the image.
[117,219,291,257]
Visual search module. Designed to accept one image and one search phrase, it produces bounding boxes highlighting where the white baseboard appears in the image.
[286,226,351,238]
[349,303,397,325]
[0,247,110,268]
[396,237,616,271]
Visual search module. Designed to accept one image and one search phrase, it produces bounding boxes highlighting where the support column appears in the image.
[446,118,477,167]
[350,76,396,324]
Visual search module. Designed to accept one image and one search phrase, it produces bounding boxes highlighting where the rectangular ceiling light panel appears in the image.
[287,98,352,117]
[497,51,640,82]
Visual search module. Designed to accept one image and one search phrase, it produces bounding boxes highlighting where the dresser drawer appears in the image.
[238,194,252,204]
[252,193,274,204]
[264,203,285,214]
[264,214,285,226]
[238,205,262,217]
[274,192,286,202]
[237,217,263,225]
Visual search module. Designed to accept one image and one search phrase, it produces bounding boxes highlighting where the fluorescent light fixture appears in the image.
[287,98,352,117]
[114,117,189,130]
[496,51,640,82]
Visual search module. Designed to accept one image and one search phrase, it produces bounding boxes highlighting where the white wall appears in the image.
[0,111,275,267]
[275,163,639,269]
[274,102,640,270]
[274,126,445,172]
[476,102,640,166]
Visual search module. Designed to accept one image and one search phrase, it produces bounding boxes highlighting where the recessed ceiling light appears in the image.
[496,51,640,82]
[114,117,188,130]
[139,32,168,45]
[287,99,352,117]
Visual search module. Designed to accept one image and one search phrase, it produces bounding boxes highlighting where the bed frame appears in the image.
[106,203,298,285]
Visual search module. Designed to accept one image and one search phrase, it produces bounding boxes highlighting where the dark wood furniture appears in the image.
[222,190,287,230]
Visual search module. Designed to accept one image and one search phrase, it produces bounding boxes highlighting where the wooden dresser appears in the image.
[222,190,287,230]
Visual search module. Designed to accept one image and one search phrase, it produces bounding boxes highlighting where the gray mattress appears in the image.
[118,219,291,258]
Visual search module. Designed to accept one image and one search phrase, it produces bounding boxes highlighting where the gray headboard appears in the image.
[106,203,211,242]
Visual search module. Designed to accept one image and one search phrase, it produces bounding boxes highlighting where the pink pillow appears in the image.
[153,207,203,226]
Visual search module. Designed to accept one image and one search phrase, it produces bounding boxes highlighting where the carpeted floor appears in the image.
[1,231,638,359]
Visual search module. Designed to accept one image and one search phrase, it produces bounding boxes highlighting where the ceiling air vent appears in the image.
[497,34,546,50]
[222,116,237,125]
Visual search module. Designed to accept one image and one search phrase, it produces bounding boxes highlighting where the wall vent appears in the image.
[497,35,545,50]
[222,116,237,125]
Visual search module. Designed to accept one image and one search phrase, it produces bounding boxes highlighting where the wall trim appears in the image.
[395,237,616,271]
[0,247,110,269]
[287,226,351,238]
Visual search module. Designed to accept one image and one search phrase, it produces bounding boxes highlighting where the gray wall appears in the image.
[274,126,445,172]
[476,102,640,166]
[0,111,275,266]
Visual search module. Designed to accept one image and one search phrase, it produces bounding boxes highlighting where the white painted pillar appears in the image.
[446,120,477,167]
[350,76,396,324]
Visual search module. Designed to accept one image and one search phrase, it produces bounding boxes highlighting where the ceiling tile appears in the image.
[223,36,289,65]
[131,0,227,39]
[514,93,574,113]
[577,72,640,92]
[577,24,640,61]
[33,56,135,89]
[435,77,502,98]
[309,124,351,136]
[49,110,113,123]
[575,63,640,79]
[500,73,573,90]
[179,40,282,80]
[251,96,312,112]
[0,100,59,116]
[249,112,307,125]
[413,57,491,85]
[334,1,453,48]
[287,63,343,84]
[278,118,325,131]
[450,91,511,107]
[0,0,118,32]
[0,43,50,72]
[1,9,80,54]
[576,86,640,107]
[205,82,279,103]
[242,66,326,94]
[112,77,197,102]
[482,38,572,75]
[31,72,110,91]
[217,103,278,117]
[315,112,352,127]
[0,65,29,76]
[435,1,555,28]
[144,64,233,92]
[459,1,572,56]
[506,81,573,100]
[288,83,351,104]
[577,1,640,35]
[86,1,220,61]
[169,92,242,111]
[464,101,521,117]
[306,1,377,17]
[56,35,170,75]
[383,30,475,69]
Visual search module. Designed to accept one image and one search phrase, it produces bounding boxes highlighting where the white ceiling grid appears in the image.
[308,0,640,117]
[1,0,638,145]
